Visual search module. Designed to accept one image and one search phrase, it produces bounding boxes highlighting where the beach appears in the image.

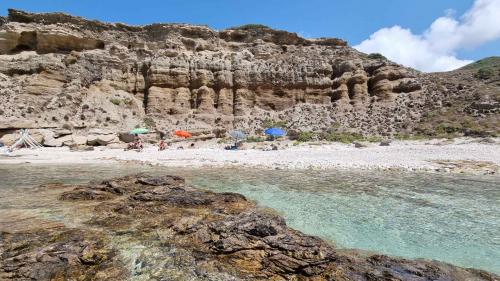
[2,138,499,173]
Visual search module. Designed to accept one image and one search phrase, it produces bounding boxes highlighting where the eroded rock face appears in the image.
[0,9,497,137]
[2,174,494,280]
[0,9,425,136]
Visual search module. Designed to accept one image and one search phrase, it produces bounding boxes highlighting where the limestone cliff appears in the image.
[0,9,498,138]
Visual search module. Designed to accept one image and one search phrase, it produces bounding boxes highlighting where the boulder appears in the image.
[118,133,135,143]
[38,129,64,147]
[88,128,114,135]
[379,140,391,146]
[58,135,87,146]
[53,129,72,138]
[87,134,119,146]
[0,133,18,146]
[30,129,55,144]
[354,142,368,148]
[43,137,63,147]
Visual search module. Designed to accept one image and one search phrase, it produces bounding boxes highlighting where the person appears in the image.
[136,137,144,151]
[158,139,167,151]
[125,134,144,151]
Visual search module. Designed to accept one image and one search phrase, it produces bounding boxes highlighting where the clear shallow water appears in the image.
[0,164,499,274]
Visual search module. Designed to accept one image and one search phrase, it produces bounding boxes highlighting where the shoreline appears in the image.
[1,138,499,174]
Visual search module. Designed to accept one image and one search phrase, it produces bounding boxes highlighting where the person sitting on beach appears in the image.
[137,138,144,151]
[125,134,144,151]
[158,139,167,151]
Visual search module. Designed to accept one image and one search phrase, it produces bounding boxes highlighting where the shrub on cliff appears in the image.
[296,131,315,142]
[262,119,287,129]
[475,67,495,80]
[245,136,265,142]
[323,132,364,144]
[368,53,387,60]
[231,24,270,30]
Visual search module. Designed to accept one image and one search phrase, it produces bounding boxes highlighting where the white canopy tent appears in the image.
[6,129,43,152]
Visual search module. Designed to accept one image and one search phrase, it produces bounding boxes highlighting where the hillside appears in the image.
[414,58,500,138]
[0,9,498,145]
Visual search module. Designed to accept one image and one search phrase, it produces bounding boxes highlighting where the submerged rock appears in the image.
[0,227,128,280]
[2,174,498,280]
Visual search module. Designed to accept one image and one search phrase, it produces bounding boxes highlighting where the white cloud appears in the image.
[354,0,500,72]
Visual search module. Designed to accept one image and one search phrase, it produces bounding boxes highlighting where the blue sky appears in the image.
[1,0,498,71]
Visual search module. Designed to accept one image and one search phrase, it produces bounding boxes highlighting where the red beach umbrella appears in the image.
[174,130,192,138]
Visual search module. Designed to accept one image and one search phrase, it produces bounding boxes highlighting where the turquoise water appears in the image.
[0,164,499,273]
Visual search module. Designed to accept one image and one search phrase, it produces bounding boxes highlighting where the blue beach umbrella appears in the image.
[264,128,285,137]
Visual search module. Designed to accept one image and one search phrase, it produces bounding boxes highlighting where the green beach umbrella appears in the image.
[129,128,149,135]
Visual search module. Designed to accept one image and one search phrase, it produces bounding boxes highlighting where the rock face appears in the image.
[2,174,497,280]
[0,9,498,138]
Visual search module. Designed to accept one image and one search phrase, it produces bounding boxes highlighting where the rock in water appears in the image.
[1,174,497,280]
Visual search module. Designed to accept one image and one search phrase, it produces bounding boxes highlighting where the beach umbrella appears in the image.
[264,127,285,137]
[129,128,149,135]
[175,130,192,138]
[229,130,246,140]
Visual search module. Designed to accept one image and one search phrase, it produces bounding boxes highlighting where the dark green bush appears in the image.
[368,53,387,60]
[262,119,287,129]
[323,132,364,144]
[475,67,495,80]
[245,136,265,143]
[296,131,315,142]
[232,24,270,30]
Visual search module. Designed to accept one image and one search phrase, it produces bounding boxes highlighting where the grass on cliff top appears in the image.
[460,57,500,71]
[459,57,500,80]
[229,24,271,30]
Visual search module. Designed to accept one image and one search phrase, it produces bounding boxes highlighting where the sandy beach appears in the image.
[1,138,499,173]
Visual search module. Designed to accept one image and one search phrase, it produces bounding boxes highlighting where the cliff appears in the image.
[0,9,498,140]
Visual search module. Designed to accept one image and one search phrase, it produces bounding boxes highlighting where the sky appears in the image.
[1,0,499,72]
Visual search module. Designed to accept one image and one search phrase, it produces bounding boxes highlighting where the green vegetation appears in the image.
[230,24,270,30]
[110,98,121,105]
[110,97,134,106]
[123,98,133,106]
[262,119,287,129]
[474,67,496,80]
[416,110,499,138]
[364,135,383,143]
[323,132,365,144]
[296,131,315,142]
[460,57,500,80]
[460,56,500,71]
[394,133,428,141]
[245,136,265,143]
[143,117,156,129]
[217,138,229,144]
[368,53,387,60]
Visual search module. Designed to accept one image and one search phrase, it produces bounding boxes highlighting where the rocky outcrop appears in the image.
[2,174,496,280]
[0,9,498,138]
[0,227,128,280]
